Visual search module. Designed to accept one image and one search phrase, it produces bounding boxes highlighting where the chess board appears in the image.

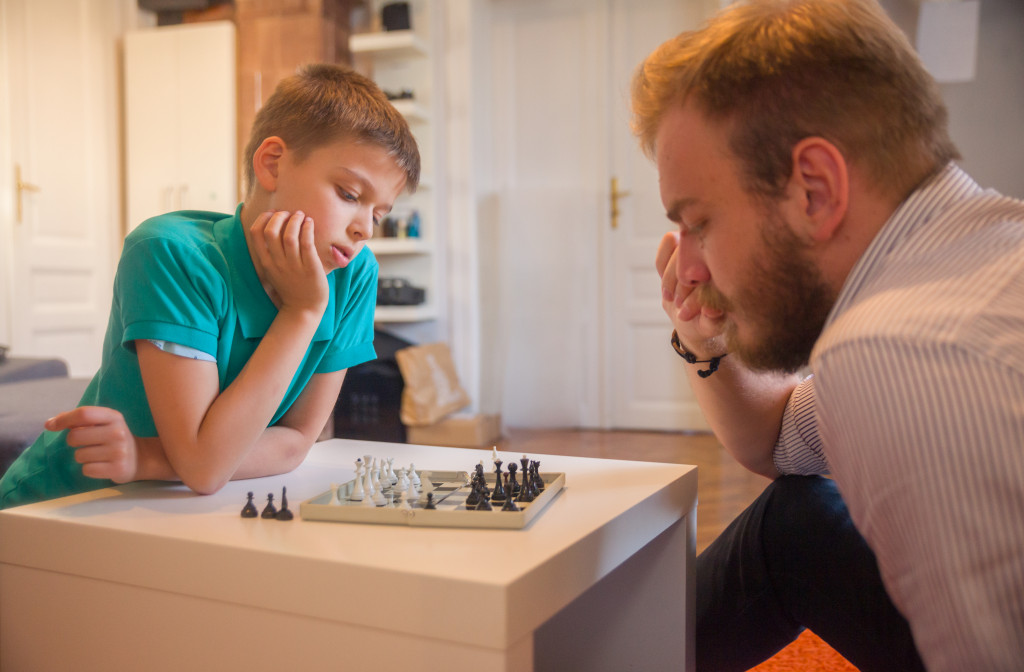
[299,470,566,529]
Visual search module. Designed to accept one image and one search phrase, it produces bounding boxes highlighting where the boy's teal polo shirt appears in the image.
[0,206,378,509]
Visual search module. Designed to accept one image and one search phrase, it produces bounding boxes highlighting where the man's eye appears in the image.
[682,218,707,235]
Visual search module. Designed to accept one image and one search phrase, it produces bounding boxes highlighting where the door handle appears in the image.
[15,164,40,224]
[610,177,631,229]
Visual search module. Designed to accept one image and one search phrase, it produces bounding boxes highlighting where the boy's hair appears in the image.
[631,0,959,203]
[244,63,420,195]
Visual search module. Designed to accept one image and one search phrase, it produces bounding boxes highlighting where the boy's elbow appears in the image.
[183,473,231,496]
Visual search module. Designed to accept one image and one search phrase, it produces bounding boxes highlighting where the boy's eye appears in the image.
[337,187,358,202]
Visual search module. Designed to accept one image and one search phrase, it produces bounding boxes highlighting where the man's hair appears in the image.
[631,0,959,202]
[244,63,420,195]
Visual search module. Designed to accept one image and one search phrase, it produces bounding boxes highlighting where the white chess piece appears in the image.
[492,446,499,463]
[409,463,421,487]
[397,467,409,492]
[349,459,365,501]
[372,459,385,493]
[399,490,412,510]
[406,475,419,500]
[329,483,340,506]
[363,465,375,498]
[387,458,398,485]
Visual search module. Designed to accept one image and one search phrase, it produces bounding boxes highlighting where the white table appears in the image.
[0,439,697,671]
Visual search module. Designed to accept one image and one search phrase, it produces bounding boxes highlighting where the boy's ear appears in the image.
[252,136,287,192]
[788,137,849,243]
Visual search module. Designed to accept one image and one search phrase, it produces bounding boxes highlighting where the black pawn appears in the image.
[466,481,481,508]
[508,461,520,496]
[424,492,436,510]
[261,493,278,518]
[241,491,258,518]
[275,487,294,521]
[474,493,493,511]
[501,475,521,511]
[491,460,506,502]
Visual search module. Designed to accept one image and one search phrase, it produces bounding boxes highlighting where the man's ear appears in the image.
[789,137,849,243]
[252,136,287,192]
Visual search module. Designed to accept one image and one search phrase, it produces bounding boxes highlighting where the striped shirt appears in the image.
[773,163,1024,671]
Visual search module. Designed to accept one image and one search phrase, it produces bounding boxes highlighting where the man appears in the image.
[632,0,1024,670]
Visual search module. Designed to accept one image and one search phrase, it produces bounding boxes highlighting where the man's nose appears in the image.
[676,239,710,286]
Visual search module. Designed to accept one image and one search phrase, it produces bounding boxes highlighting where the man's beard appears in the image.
[699,208,836,374]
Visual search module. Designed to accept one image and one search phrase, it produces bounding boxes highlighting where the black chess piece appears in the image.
[533,460,545,492]
[466,481,481,508]
[501,475,521,511]
[261,493,278,518]
[516,477,535,503]
[240,491,258,518]
[424,492,436,510]
[491,460,506,502]
[507,461,520,496]
[474,492,493,511]
[275,486,294,521]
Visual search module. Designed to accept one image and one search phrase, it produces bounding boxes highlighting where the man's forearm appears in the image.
[686,357,800,479]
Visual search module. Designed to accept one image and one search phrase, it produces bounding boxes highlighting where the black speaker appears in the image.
[381,2,411,31]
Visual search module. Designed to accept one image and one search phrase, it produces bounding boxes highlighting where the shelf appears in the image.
[390,99,429,122]
[368,238,433,255]
[374,304,437,323]
[350,30,427,58]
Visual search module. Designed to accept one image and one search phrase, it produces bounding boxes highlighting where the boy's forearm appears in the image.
[132,426,314,484]
[142,307,324,494]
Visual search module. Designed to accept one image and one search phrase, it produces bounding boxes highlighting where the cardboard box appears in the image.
[407,412,502,448]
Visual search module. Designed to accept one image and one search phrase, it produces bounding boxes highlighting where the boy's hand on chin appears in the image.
[251,210,330,317]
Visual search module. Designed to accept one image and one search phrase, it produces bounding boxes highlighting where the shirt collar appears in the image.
[214,205,337,342]
[821,162,982,334]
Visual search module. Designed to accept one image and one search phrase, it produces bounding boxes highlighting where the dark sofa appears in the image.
[0,356,90,477]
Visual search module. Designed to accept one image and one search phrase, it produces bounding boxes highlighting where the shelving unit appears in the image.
[352,1,442,327]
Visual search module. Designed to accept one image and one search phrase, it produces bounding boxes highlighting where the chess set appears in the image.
[298,451,566,529]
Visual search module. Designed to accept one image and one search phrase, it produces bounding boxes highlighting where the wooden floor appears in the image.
[495,427,769,553]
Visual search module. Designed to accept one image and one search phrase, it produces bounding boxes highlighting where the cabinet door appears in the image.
[124,28,181,229]
[124,22,236,231]
[176,22,237,214]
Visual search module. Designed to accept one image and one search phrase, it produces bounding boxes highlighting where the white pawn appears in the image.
[328,483,341,505]
[408,463,421,487]
[372,459,385,493]
[349,459,365,501]
[386,457,398,486]
[399,490,412,510]
[397,467,409,492]
[406,475,419,500]
[363,465,375,498]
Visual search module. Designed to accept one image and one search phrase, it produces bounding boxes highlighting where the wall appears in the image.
[882,0,1024,197]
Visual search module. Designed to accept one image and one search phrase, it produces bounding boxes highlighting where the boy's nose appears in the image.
[349,208,374,241]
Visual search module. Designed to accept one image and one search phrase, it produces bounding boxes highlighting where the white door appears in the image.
[0,0,124,377]
[490,0,712,430]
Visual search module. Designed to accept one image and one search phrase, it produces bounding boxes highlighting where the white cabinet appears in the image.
[352,3,443,326]
[123,21,237,232]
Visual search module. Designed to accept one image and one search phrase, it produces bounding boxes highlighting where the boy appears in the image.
[0,64,419,508]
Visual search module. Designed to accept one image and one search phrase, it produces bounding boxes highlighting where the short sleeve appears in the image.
[317,247,378,373]
[117,234,227,357]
